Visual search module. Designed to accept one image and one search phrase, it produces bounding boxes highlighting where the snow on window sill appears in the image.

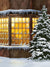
[0,45,30,50]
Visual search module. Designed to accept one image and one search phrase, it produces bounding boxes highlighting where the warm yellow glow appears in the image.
[11,18,14,23]
[12,29,14,33]
[19,23,22,28]
[15,23,18,28]
[12,34,14,38]
[15,18,19,23]
[15,34,18,38]
[26,29,29,34]
[26,23,29,28]
[2,18,4,23]
[19,34,22,38]
[0,19,1,23]
[11,17,30,45]
[26,18,29,23]
[26,39,29,44]
[35,18,38,22]
[23,34,25,38]
[15,39,18,44]
[3,18,6,23]
[32,18,38,23]
[32,18,34,22]
[23,29,25,33]
[15,29,18,33]
[19,18,22,23]
[23,18,25,23]
[32,18,38,29]
[12,23,14,28]
[23,23,25,28]
[6,18,9,23]
[19,29,22,33]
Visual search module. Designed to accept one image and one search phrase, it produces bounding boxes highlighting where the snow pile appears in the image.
[0,9,41,15]
[0,57,50,67]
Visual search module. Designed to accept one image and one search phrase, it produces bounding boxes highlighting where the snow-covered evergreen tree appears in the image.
[30,5,50,60]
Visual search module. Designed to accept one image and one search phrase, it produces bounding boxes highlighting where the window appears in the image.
[11,17,30,45]
[32,18,38,39]
[32,18,38,30]
[0,18,9,45]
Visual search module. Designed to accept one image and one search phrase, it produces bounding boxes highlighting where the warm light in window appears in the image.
[11,17,30,45]
[16,34,18,38]
[2,18,3,23]
[19,35,22,39]
[35,18,38,22]
[15,18,19,23]
[26,23,29,28]
[19,29,22,34]
[12,23,14,28]
[32,18,38,29]
[23,18,25,23]
[12,29,14,33]
[0,19,1,23]
[26,18,29,23]
[6,18,9,23]
[15,29,18,33]
[19,23,22,28]
[11,18,14,23]
[19,18,22,23]
[23,23,25,28]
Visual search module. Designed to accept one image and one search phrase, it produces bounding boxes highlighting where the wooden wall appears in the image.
[0,0,50,13]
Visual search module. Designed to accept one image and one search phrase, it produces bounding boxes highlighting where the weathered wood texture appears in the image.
[0,0,50,13]
[0,48,31,58]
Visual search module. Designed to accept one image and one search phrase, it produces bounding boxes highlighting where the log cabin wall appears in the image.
[0,0,50,13]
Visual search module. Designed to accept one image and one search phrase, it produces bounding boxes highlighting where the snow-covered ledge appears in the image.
[0,45,29,50]
[0,9,41,15]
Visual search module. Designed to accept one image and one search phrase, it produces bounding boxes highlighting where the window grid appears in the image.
[0,18,9,45]
[11,17,30,46]
[32,18,38,39]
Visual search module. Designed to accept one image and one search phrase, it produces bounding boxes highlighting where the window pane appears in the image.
[22,39,26,45]
[15,29,18,34]
[26,39,29,45]
[19,29,22,34]
[26,34,29,39]
[11,18,15,23]
[11,23,14,28]
[15,39,19,45]
[11,29,14,33]
[19,18,22,23]
[19,39,22,45]
[26,29,29,34]
[19,34,22,39]
[23,18,25,23]
[23,23,25,28]
[0,18,9,45]
[19,23,22,28]
[26,18,29,23]
[23,34,25,39]
[32,18,38,30]
[15,18,19,23]
[12,34,15,38]
[15,34,18,39]
[11,17,30,46]
[15,23,18,28]
[26,23,29,28]
[23,29,25,34]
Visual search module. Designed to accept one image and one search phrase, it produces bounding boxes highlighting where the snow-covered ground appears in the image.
[0,57,50,67]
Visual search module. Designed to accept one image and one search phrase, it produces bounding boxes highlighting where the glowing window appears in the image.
[0,18,9,45]
[11,17,30,45]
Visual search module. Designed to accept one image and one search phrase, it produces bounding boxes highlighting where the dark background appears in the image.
[0,0,50,13]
